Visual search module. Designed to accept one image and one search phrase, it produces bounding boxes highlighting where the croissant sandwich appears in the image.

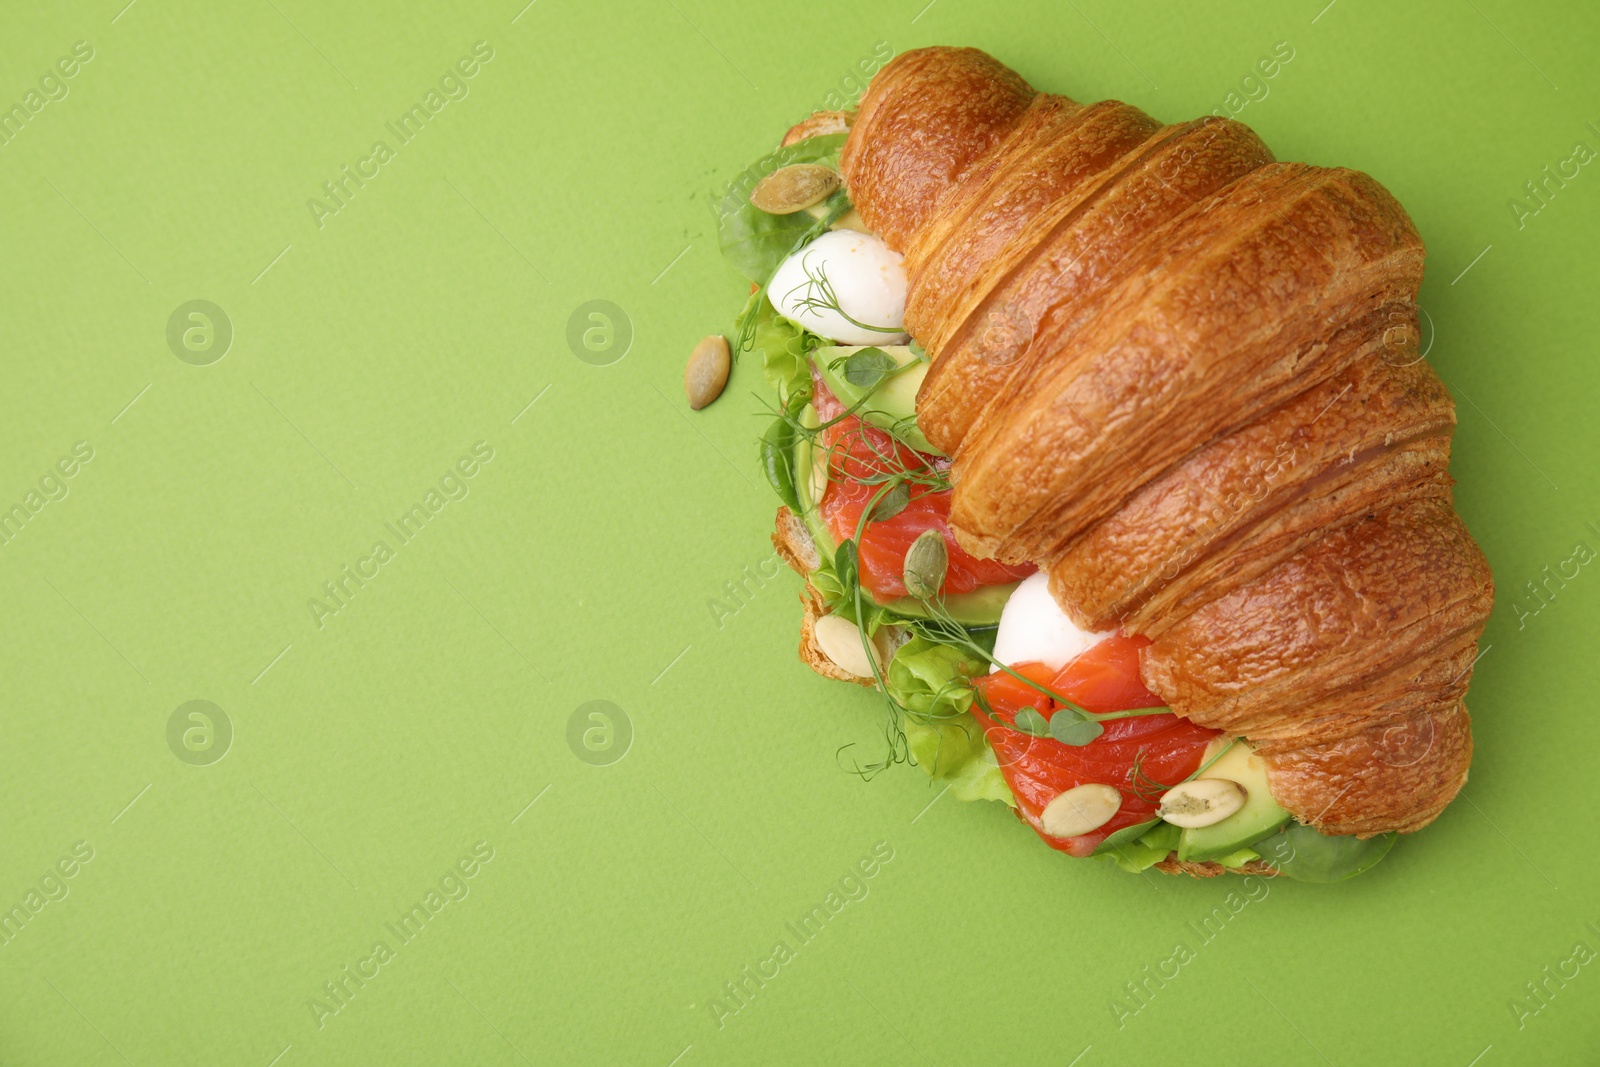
[700,46,1493,880]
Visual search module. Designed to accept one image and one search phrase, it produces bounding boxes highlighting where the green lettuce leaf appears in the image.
[903,717,1013,806]
[1250,823,1396,882]
[742,296,818,402]
[717,133,849,285]
[1139,821,1181,854]
[1095,819,1181,873]
[885,636,980,716]
[886,636,1012,805]
[1214,848,1261,869]
[1096,841,1167,874]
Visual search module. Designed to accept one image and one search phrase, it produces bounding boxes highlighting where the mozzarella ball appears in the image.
[767,230,910,345]
[990,572,1112,672]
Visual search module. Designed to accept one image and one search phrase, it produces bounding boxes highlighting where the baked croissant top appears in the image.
[838,47,1494,837]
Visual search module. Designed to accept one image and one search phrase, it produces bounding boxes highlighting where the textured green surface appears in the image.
[0,1,1596,1064]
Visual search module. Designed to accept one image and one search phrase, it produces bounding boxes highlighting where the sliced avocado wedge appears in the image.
[1177,739,1293,863]
[791,407,1012,626]
[881,582,1019,625]
[811,345,941,455]
[791,404,836,558]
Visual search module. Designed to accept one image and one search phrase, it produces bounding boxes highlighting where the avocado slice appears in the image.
[791,404,834,556]
[791,407,1015,625]
[1177,739,1293,863]
[881,582,1018,626]
[811,345,940,455]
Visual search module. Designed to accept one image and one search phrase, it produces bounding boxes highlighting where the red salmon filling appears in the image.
[970,634,1221,857]
[812,375,1035,600]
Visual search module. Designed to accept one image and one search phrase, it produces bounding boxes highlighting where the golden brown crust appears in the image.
[774,508,877,688]
[917,115,1275,453]
[797,585,876,687]
[902,98,1161,353]
[1046,354,1457,636]
[772,505,821,575]
[1154,856,1280,878]
[1261,704,1474,835]
[1142,499,1493,743]
[781,110,853,148]
[838,46,1494,839]
[1141,499,1492,834]
[841,47,1036,251]
[947,164,1426,564]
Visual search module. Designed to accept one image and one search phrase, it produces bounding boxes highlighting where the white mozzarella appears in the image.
[767,230,910,345]
[990,572,1113,672]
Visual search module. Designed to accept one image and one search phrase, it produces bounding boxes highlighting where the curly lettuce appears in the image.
[1095,820,1181,873]
[740,294,818,402]
[885,636,1012,805]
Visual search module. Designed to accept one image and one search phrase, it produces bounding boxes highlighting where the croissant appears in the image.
[837,47,1494,839]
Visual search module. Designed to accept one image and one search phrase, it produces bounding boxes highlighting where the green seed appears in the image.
[902,529,947,599]
[750,164,841,215]
[685,335,730,410]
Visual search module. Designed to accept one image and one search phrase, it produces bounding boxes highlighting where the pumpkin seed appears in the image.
[751,164,841,215]
[1041,783,1122,838]
[1157,778,1247,828]
[902,530,947,599]
[685,335,730,410]
[813,613,878,678]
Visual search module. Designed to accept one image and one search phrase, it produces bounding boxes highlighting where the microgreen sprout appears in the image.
[783,254,905,335]
[1127,749,1172,803]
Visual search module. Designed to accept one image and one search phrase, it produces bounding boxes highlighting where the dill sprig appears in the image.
[753,357,923,440]
[781,254,906,335]
[1127,749,1171,803]
[1129,737,1241,802]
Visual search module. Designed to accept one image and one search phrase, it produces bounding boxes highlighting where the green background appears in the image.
[0,0,1595,1063]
